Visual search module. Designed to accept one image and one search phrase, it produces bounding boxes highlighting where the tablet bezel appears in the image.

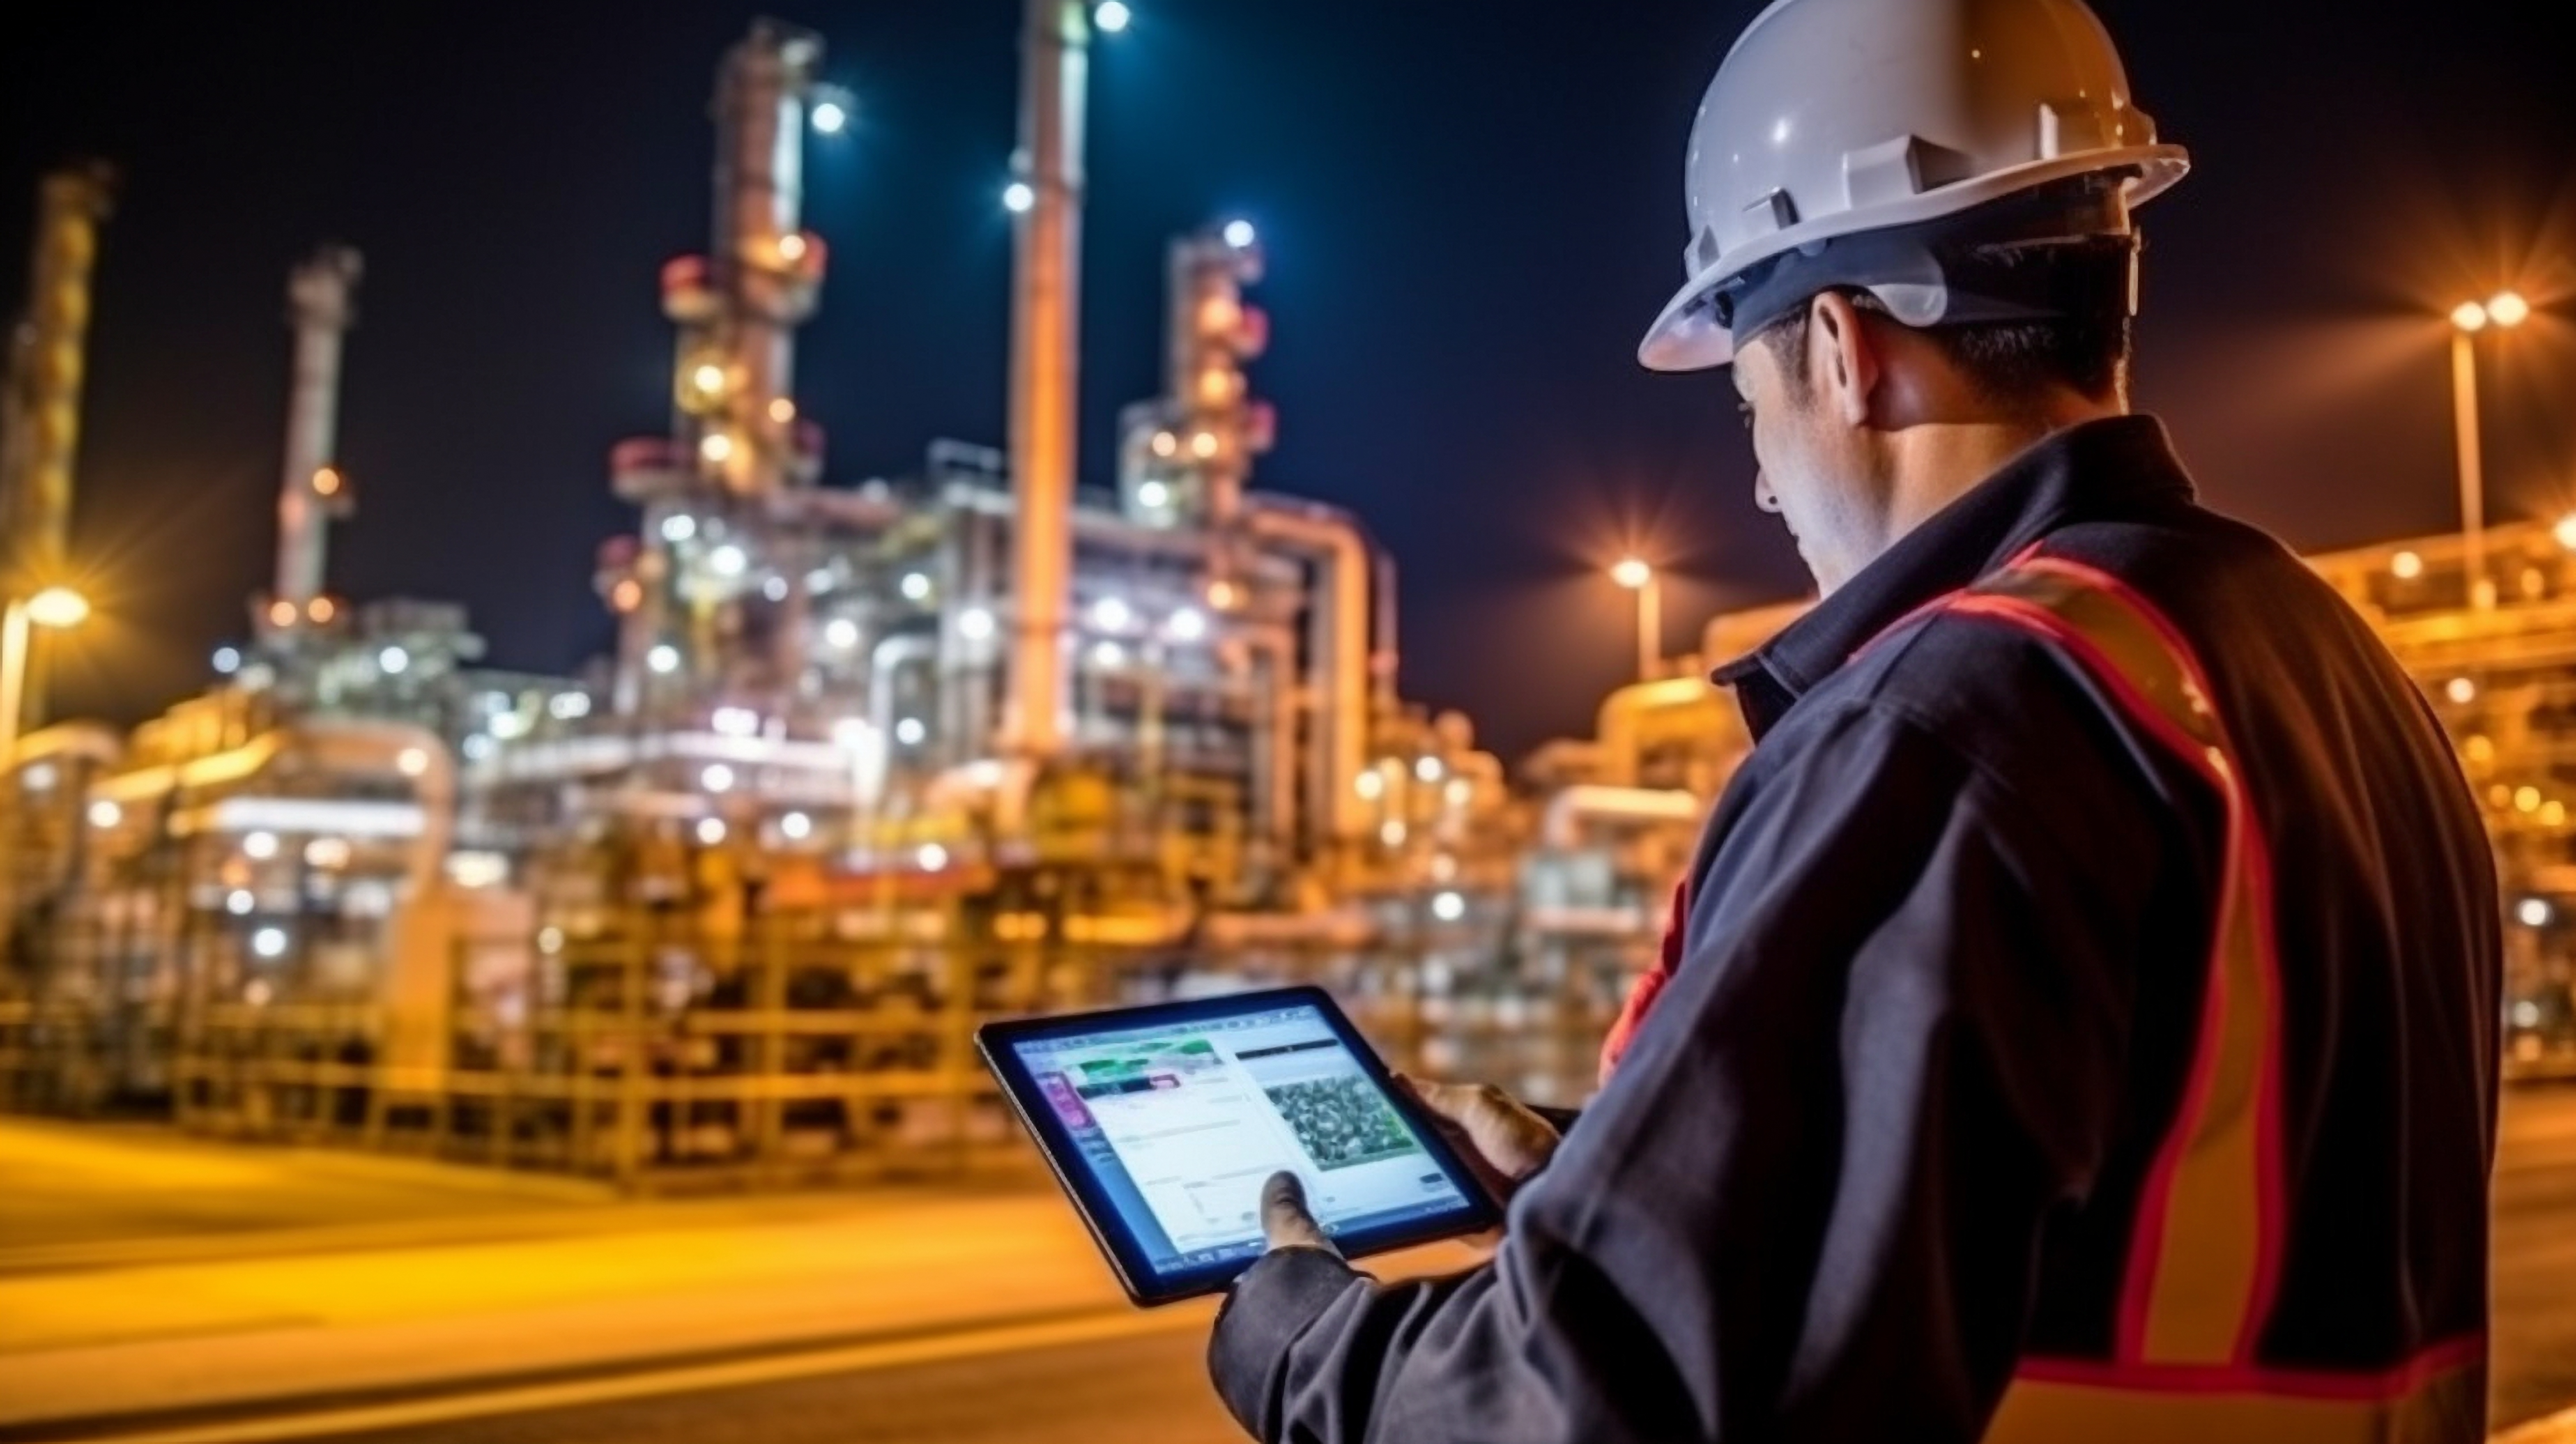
[978,984,1501,1306]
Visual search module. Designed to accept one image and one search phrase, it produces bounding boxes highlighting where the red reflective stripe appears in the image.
[2016,556,2202,675]
[2015,1334,2487,1403]
[1599,877,1689,1085]
[1939,592,2245,1361]
[1939,595,2224,786]
[2007,555,2298,1363]
[1938,566,2294,1366]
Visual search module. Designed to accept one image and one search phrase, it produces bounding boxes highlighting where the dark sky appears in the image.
[8,1,2575,760]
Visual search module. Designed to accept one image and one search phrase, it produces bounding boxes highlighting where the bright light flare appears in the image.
[2452,301,2490,333]
[2487,291,2531,329]
[811,100,848,135]
[1611,557,1653,590]
[1094,1,1132,32]
[1222,219,1256,249]
[25,587,89,629]
[1003,181,1036,214]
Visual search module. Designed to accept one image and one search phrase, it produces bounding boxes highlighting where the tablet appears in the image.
[979,985,1501,1305]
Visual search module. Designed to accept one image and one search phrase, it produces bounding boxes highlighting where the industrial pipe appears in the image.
[1244,495,1376,844]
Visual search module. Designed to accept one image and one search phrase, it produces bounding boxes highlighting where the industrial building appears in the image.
[1,9,2565,1189]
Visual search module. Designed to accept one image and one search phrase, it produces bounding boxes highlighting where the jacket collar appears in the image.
[1713,414,2196,737]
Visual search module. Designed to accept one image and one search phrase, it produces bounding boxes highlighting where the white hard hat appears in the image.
[1639,0,2189,372]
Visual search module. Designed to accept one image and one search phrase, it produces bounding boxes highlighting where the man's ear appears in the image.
[1809,291,1880,428]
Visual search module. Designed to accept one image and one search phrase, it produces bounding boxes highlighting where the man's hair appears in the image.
[1750,257,2133,409]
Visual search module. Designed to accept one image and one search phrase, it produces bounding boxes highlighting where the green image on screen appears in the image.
[1265,1074,1424,1171]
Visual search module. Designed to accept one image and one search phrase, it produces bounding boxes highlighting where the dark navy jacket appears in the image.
[1207,416,2499,1442]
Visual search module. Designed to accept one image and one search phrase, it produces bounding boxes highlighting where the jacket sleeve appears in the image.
[1208,699,2159,1443]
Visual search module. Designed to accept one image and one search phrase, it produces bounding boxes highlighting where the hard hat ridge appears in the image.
[1639,0,2188,372]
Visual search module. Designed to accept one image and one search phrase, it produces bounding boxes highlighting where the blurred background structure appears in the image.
[0,7,2570,1197]
[5,5,2576,1442]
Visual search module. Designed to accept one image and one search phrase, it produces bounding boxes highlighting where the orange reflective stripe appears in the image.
[1941,555,2289,1368]
[1987,1346,2486,1444]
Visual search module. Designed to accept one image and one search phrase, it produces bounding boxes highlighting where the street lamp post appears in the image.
[1612,558,1659,682]
[0,585,89,943]
[2450,291,2530,612]
[1,586,91,765]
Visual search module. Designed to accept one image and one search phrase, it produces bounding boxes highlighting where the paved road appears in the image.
[2496,1083,2576,1429]
[316,1327,1236,1444]
[296,1085,2576,1444]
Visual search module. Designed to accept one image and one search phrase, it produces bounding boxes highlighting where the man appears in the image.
[1205,0,2501,1440]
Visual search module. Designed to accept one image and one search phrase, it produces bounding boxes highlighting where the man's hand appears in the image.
[1259,1171,1339,1255]
[1397,1076,1562,1203]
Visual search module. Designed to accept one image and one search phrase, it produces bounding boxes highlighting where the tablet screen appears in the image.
[1003,997,1478,1284]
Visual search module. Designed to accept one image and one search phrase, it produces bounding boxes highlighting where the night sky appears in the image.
[8,1,2575,761]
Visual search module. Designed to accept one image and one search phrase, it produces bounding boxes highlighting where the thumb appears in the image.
[1260,1171,1336,1255]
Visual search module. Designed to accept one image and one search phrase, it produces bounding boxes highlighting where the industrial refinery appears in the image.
[0,11,2567,1195]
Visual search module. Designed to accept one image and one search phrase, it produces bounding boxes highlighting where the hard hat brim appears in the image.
[1636,145,2188,373]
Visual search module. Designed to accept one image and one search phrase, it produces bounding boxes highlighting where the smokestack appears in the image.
[711,19,824,497]
[273,245,362,616]
[1003,0,1088,760]
[1,163,116,593]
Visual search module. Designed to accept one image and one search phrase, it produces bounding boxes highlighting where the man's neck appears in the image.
[1882,397,2124,545]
